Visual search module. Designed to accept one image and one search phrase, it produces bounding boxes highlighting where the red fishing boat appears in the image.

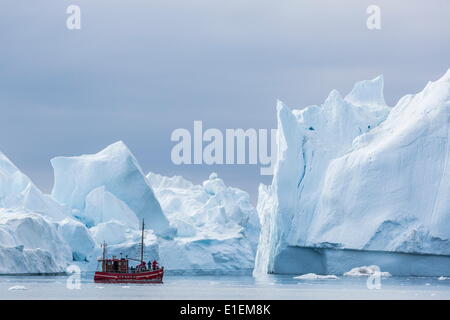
[94,220,164,284]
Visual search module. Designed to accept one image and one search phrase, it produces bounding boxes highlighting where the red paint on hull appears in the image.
[94,269,164,284]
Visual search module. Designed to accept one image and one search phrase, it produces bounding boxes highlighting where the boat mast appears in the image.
[140,219,145,263]
[102,241,107,260]
[101,241,107,272]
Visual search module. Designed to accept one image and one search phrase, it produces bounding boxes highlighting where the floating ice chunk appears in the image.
[344,266,391,277]
[8,285,27,290]
[294,273,338,280]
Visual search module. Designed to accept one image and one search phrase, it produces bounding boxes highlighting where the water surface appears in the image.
[1,272,450,300]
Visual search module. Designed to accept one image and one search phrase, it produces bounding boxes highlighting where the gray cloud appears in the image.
[0,0,449,202]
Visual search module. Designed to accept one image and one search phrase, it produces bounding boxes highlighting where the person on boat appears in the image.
[136,261,146,272]
[152,260,159,270]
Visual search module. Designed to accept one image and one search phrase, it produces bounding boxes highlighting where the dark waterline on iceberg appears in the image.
[272,246,450,276]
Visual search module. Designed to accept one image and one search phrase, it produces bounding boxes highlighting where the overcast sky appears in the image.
[0,0,449,203]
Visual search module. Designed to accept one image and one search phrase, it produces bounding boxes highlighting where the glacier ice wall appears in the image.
[255,71,450,275]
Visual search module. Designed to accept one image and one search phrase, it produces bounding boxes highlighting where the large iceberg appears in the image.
[51,141,172,237]
[3,70,446,276]
[148,172,260,272]
[0,142,260,273]
[0,210,73,274]
[255,70,450,276]
[0,151,93,272]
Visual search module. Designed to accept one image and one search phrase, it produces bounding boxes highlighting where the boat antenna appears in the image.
[140,219,145,263]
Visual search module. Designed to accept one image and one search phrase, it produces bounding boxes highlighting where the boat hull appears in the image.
[94,269,164,284]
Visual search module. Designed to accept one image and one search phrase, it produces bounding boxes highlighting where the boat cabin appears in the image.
[99,256,161,273]
[101,257,129,273]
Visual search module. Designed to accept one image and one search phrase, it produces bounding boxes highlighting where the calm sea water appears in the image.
[1,272,450,300]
